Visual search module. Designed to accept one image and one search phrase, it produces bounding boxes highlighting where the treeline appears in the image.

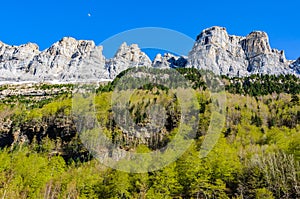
[224,74,300,96]
[1,68,299,97]
[176,68,300,96]
[95,67,300,96]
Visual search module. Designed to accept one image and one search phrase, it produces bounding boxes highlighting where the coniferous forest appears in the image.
[0,68,299,199]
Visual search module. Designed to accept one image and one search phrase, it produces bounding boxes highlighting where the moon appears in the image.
[88,13,91,17]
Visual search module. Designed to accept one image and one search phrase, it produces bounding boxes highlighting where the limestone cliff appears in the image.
[0,26,299,83]
[0,39,151,83]
[105,42,152,79]
[188,26,297,76]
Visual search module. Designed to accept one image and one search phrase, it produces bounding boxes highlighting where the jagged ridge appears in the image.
[0,26,299,84]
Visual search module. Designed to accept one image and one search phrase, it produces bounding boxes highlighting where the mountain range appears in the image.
[0,26,299,84]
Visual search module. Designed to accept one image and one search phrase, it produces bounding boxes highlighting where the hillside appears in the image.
[0,68,299,198]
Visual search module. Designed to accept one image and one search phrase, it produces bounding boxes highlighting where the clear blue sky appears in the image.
[0,0,299,60]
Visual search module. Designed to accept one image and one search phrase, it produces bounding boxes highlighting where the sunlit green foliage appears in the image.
[0,69,299,198]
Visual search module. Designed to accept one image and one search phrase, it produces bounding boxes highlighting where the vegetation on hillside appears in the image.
[0,68,299,198]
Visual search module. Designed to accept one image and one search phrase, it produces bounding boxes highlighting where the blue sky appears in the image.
[0,0,299,60]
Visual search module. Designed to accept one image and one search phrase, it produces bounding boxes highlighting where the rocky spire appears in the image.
[153,53,187,68]
[241,31,271,57]
[106,42,152,79]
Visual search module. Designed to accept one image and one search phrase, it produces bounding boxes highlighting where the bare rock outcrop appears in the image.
[0,26,299,84]
[290,57,300,74]
[106,42,152,78]
[187,26,296,76]
[188,26,248,76]
[27,37,108,82]
[0,39,151,83]
[153,53,187,68]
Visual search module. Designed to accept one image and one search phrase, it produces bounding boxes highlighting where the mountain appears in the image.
[0,37,108,83]
[187,26,297,76]
[105,42,152,79]
[0,26,299,84]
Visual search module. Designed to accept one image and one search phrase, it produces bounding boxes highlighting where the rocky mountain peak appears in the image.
[153,53,171,68]
[106,42,152,78]
[114,42,150,63]
[0,42,40,63]
[242,31,271,58]
[0,26,299,84]
[188,26,296,76]
[153,53,187,68]
[22,43,39,51]
[46,37,96,58]
[196,26,230,48]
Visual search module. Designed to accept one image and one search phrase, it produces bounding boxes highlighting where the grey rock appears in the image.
[0,38,151,83]
[242,31,271,57]
[153,53,187,68]
[187,26,298,77]
[0,26,299,84]
[188,26,249,76]
[153,53,170,68]
[27,37,108,82]
[290,57,300,74]
[106,42,152,79]
[241,32,289,74]
[0,42,40,81]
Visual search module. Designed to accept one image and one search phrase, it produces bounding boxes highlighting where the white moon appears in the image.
[88,13,91,17]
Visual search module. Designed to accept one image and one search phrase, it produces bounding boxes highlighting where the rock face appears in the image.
[0,39,151,83]
[0,26,299,84]
[188,27,248,76]
[290,58,300,74]
[28,37,109,82]
[106,42,152,78]
[241,31,289,74]
[188,26,297,76]
[0,42,40,81]
[153,53,187,68]
[0,37,109,82]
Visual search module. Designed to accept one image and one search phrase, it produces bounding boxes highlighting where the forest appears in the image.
[0,68,299,199]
